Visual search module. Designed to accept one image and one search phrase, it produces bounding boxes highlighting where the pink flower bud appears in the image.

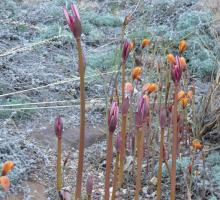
[115,134,122,153]
[171,56,182,84]
[159,107,166,129]
[125,82,134,98]
[122,40,130,64]
[55,116,63,139]
[135,95,150,127]
[64,4,82,39]
[86,175,93,196]
[121,97,130,116]
[108,101,119,133]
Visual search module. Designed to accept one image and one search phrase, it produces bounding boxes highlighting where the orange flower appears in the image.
[0,176,10,192]
[180,97,189,109]
[142,83,157,94]
[1,161,15,176]
[187,90,193,99]
[141,38,151,49]
[179,40,187,53]
[167,53,175,64]
[131,67,142,81]
[177,90,185,101]
[192,139,203,150]
[180,57,187,71]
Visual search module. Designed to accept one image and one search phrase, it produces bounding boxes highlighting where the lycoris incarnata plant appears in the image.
[60,3,201,200]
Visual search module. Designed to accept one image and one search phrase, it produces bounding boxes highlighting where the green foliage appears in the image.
[206,152,220,166]
[206,152,220,190]
[92,14,122,27]
[35,24,61,40]
[176,11,212,38]
[154,157,190,178]
[82,11,122,28]
[17,24,29,32]
[87,48,119,71]
[87,28,105,43]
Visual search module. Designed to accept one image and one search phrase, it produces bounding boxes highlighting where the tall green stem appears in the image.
[57,137,62,192]
[104,132,113,200]
[170,83,179,200]
[75,38,85,200]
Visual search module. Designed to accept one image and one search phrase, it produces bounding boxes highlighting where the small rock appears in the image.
[150,176,158,186]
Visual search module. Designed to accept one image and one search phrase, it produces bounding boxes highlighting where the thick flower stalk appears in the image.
[104,101,119,200]
[134,95,149,200]
[64,5,85,199]
[55,116,63,193]
[170,55,182,200]
[157,107,166,200]
[118,82,133,186]
[112,134,122,200]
